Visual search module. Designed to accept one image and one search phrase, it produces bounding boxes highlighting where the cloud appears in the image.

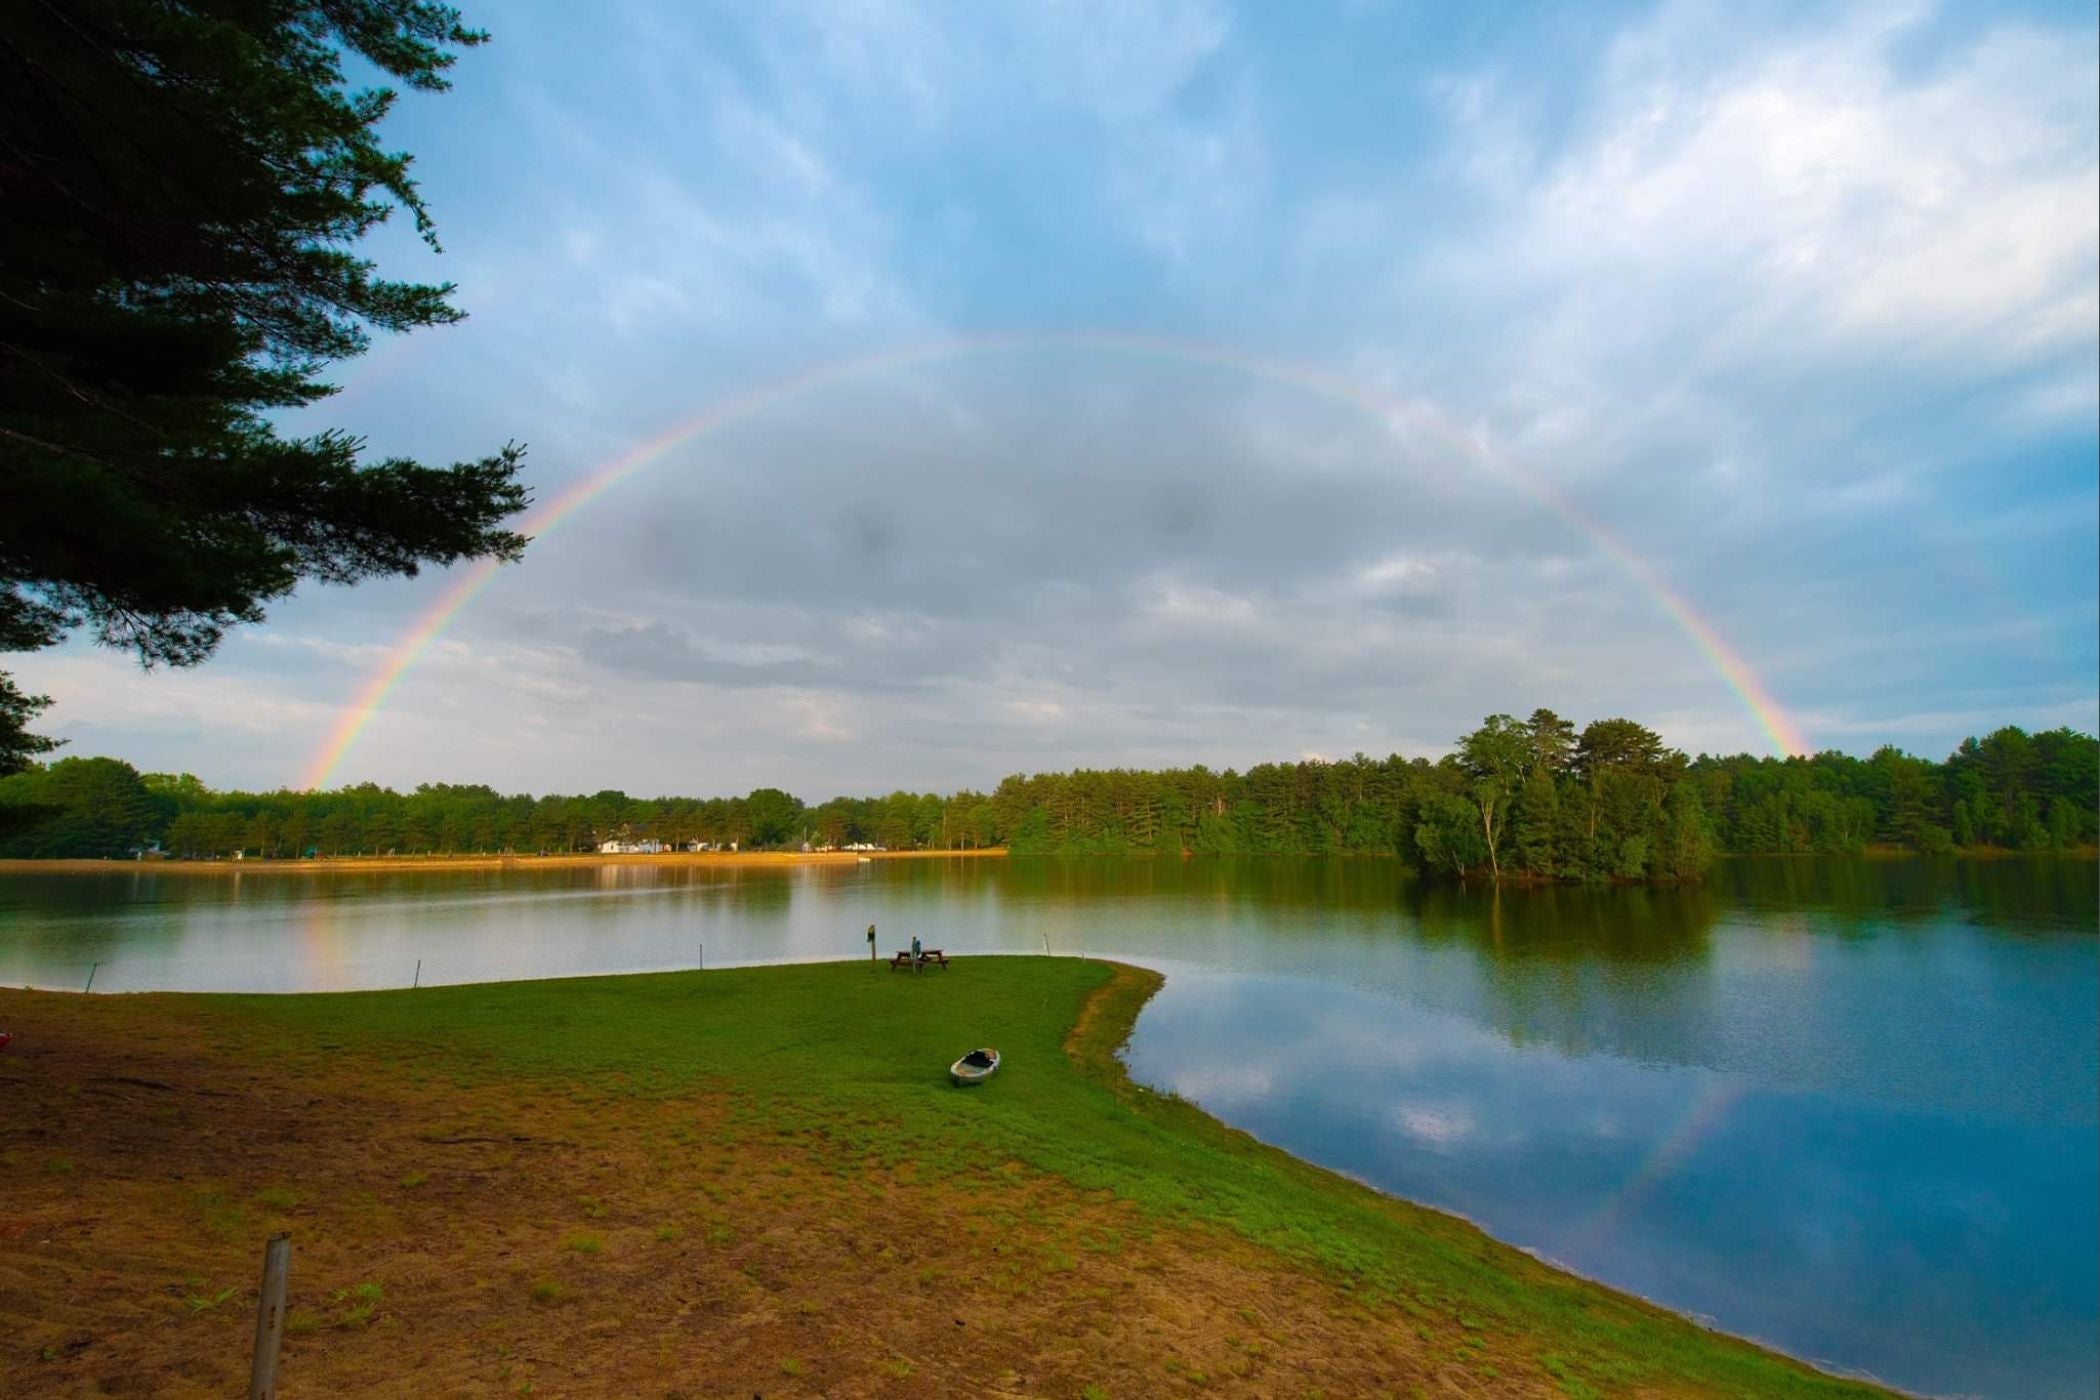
[1424,2,2096,460]
[18,1,2092,794]
[1538,11,2095,369]
[575,620,845,689]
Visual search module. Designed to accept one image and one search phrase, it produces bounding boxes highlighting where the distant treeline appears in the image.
[1691,725,2095,856]
[0,714,2092,880]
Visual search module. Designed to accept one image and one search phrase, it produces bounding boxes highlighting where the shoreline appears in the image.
[0,956,1893,1396]
[1062,963,1903,1397]
[4,845,2090,878]
[0,847,1006,876]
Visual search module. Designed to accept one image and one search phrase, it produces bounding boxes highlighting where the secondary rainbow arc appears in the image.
[299,331,1810,791]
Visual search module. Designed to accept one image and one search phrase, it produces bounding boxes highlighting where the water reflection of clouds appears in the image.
[1126,965,2098,1400]
[1391,1103,1475,1145]
[1167,1062,1277,1101]
[4,859,2094,1395]
[1127,973,1736,1295]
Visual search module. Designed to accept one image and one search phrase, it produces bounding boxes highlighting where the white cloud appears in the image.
[780,694,856,744]
[25,3,2092,792]
[1453,4,2097,388]
[1353,553,1442,595]
[1141,579,1262,630]
[1004,699,1067,725]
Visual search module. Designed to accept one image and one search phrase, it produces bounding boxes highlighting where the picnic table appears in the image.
[889,948,950,971]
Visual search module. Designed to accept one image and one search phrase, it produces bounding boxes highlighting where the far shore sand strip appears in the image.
[0,847,1008,876]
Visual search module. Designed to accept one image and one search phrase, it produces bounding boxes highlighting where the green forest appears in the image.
[0,713,2092,880]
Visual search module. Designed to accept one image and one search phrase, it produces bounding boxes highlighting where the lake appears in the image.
[1,855,2093,1397]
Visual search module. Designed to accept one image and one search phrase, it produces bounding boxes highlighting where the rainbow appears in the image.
[1568,1077,1747,1250]
[299,331,1809,790]
[291,891,355,991]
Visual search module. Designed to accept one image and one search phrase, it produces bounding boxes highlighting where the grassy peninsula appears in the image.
[2,959,1890,1396]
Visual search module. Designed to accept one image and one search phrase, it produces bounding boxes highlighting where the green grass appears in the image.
[328,1281,382,1329]
[191,957,1883,1397]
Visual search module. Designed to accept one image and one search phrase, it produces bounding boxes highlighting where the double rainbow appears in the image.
[299,331,1808,790]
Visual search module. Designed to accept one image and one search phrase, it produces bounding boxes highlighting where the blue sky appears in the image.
[21,0,2097,795]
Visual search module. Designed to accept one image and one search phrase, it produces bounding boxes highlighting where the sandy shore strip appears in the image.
[0,848,1007,876]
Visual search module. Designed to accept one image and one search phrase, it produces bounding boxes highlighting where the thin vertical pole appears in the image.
[84,962,100,994]
[413,959,421,989]
[248,1232,291,1399]
[698,943,703,971]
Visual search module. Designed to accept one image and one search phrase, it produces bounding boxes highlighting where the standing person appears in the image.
[910,933,922,973]
[866,922,877,968]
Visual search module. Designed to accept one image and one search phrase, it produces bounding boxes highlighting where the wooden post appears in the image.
[248,1232,291,1399]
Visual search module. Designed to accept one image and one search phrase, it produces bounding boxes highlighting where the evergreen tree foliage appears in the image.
[0,675,62,777]
[1,0,529,768]
[0,756,165,857]
[1688,727,2098,855]
[4,718,2089,873]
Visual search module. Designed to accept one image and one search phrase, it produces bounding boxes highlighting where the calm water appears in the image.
[1,856,2093,1397]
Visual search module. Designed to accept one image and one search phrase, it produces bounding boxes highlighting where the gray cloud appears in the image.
[14,0,2093,795]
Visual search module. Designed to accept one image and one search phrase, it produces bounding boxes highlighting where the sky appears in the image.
[18,0,2098,797]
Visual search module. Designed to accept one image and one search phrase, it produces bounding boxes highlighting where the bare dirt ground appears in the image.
[0,992,1529,1399]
